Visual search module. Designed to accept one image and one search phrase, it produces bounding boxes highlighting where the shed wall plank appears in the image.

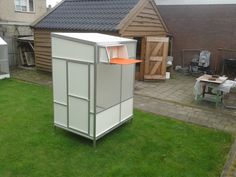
[121,1,167,37]
[34,29,52,72]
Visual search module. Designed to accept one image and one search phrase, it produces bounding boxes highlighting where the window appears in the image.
[15,0,34,12]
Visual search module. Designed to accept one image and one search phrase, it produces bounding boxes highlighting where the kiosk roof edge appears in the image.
[51,33,136,44]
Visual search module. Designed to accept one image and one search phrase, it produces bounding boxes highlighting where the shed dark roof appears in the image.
[34,0,141,31]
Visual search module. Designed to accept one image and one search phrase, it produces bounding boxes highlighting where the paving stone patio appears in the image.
[135,73,236,118]
[10,67,52,87]
[9,67,236,176]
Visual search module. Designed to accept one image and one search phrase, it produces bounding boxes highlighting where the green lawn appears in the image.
[0,79,233,177]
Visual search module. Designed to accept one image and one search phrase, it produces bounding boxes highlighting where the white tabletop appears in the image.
[196,74,228,84]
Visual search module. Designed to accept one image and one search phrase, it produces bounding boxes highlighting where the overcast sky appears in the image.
[157,0,236,5]
[47,0,62,7]
[46,0,236,7]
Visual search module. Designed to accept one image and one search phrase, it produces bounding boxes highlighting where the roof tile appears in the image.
[34,0,140,31]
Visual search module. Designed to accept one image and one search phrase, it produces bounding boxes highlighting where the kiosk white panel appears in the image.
[121,98,133,121]
[52,37,94,62]
[96,105,120,136]
[122,65,134,101]
[69,97,88,134]
[54,104,67,127]
[96,64,121,108]
[53,59,67,104]
[68,62,88,99]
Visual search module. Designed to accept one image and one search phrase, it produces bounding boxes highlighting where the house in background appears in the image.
[156,0,236,72]
[0,0,46,66]
[32,0,169,80]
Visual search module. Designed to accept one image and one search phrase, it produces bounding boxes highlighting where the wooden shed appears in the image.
[32,0,169,80]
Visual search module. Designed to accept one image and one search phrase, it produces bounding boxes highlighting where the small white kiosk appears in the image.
[51,33,140,146]
[0,37,10,80]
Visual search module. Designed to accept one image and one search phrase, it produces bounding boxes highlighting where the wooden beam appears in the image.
[150,56,163,62]
[137,13,159,20]
[150,61,161,75]
[117,0,148,33]
[35,52,51,57]
[147,36,169,43]
[129,22,163,27]
[141,8,157,15]
[144,42,150,74]
[34,42,51,47]
[144,75,166,80]
[149,0,169,33]
[122,31,167,37]
[125,26,165,32]
[161,41,169,76]
[139,37,146,81]
[151,42,163,56]
[133,17,162,24]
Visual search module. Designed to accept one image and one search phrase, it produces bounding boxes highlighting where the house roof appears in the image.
[33,0,141,32]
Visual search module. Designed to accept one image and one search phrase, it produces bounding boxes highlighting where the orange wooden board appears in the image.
[110,58,142,65]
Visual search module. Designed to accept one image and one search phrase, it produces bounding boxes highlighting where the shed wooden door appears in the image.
[144,37,169,80]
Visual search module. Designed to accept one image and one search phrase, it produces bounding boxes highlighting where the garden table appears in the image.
[195,74,228,106]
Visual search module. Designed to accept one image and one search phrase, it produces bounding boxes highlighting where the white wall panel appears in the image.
[121,98,133,121]
[52,59,67,104]
[54,104,67,127]
[68,62,88,99]
[96,105,120,137]
[69,97,88,134]
[52,37,94,62]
